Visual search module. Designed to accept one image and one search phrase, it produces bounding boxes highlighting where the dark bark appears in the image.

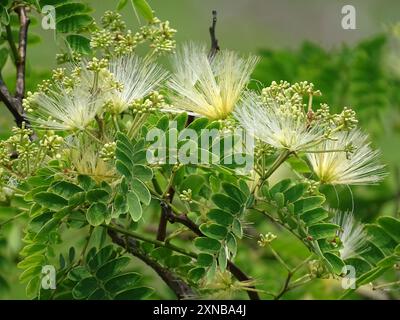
[108,229,197,300]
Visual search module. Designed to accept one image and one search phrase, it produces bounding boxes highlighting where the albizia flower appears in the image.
[108,55,168,114]
[28,87,101,131]
[332,210,368,260]
[167,43,259,120]
[307,130,385,185]
[234,92,325,152]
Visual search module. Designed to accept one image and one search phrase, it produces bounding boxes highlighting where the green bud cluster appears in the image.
[130,91,167,114]
[99,142,117,161]
[257,232,277,247]
[179,189,193,203]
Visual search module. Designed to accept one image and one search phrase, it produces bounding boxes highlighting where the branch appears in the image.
[108,229,197,300]
[15,5,30,101]
[167,212,261,300]
[0,5,34,134]
[208,10,220,59]
[0,75,24,125]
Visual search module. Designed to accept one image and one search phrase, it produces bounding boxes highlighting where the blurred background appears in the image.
[1,0,400,299]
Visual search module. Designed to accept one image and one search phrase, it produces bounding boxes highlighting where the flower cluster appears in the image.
[167,43,259,120]
[90,11,176,57]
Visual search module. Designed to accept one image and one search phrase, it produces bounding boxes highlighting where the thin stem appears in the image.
[264,149,291,180]
[112,115,120,132]
[0,211,27,228]
[269,246,291,272]
[106,223,197,258]
[373,280,400,290]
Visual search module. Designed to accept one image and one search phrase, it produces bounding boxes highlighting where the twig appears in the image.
[274,271,292,300]
[0,5,34,136]
[208,10,220,59]
[15,6,30,101]
[108,229,197,299]
[0,75,25,126]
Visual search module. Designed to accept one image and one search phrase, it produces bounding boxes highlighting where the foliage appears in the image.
[0,1,399,301]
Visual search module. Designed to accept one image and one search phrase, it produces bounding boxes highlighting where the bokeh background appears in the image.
[1,0,400,299]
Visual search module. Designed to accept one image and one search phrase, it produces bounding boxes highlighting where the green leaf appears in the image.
[293,196,325,214]
[78,175,96,190]
[324,252,345,274]
[131,178,151,205]
[308,223,339,240]
[57,14,93,33]
[207,209,234,226]
[66,34,91,54]
[270,179,292,195]
[212,194,241,214]
[86,203,106,226]
[366,224,398,251]
[116,160,132,179]
[221,183,247,204]
[114,287,153,300]
[132,165,153,181]
[300,208,329,225]
[68,266,91,282]
[104,272,141,293]
[88,245,116,271]
[50,181,84,199]
[197,253,214,267]
[96,257,131,281]
[232,219,243,238]
[69,192,86,206]
[55,3,90,21]
[284,183,308,203]
[378,216,400,243]
[19,265,42,283]
[117,0,129,11]
[199,223,228,240]
[287,157,311,173]
[33,192,68,210]
[194,237,221,253]
[131,0,154,21]
[218,247,227,272]
[86,189,109,203]
[127,191,142,222]
[72,277,98,299]
[226,232,237,256]
[188,267,206,282]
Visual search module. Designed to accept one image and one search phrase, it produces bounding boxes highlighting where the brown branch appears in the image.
[208,10,220,59]
[167,212,261,300]
[15,6,30,101]
[0,76,24,125]
[0,5,34,135]
[108,229,197,300]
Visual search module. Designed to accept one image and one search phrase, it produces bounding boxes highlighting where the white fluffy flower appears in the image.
[234,92,325,152]
[332,210,368,260]
[307,130,385,185]
[108,55,168,113]
[167,43,259,120]
[28,87,101,131]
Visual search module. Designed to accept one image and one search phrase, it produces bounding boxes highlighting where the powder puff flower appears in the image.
[107,55,168,114]
[332,210,368,260]
[27,87,101,131]
[307,130,385,185]
[167,43,259,120]
[234,92,325,152]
